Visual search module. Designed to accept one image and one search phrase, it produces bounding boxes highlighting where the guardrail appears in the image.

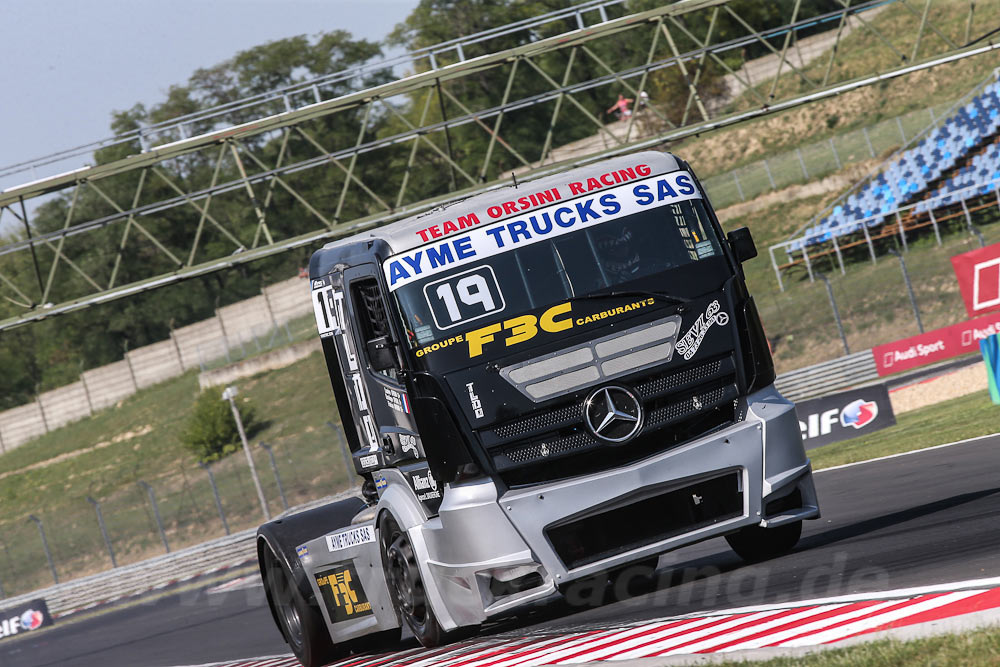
[775,350,879,402]
[0,529,256,618]
[0,491,355,617]
[0,352,883,617]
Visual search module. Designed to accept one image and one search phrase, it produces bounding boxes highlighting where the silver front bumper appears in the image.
[409,385,817,630]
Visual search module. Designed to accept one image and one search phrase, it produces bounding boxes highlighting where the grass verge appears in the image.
[720,624,1000,666]
[809,389,999,471]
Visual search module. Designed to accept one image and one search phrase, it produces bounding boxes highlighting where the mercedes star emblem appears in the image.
[584,386,643,443]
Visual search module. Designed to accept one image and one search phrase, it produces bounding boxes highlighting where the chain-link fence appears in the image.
[197,314,316,373]
[758,195,1000,375]
[0,421,357,598]
[701,102,961,211]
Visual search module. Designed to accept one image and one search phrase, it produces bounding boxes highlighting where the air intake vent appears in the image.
[500,315,681,402]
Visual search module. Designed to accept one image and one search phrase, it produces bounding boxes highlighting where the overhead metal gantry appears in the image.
[0,0,995,332]
[0,0,632,185]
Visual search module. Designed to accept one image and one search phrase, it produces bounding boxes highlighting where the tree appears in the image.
[181,388,258,463]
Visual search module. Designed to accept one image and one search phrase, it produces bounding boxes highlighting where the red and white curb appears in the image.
[177,577,1000,667]
[206,576,261,596]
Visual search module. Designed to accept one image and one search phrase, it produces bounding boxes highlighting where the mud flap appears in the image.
[300,521,401,644]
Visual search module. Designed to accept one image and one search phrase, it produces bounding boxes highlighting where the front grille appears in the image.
[485,355,738,487]
[635,359,722,398]
[494,404,581,440]
[647,386,728,429]
[501,432,593,465]
[547,472,743,569]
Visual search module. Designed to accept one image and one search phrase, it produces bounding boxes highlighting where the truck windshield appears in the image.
[385,172,726,367]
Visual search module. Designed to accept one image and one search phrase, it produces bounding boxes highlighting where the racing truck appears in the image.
[257,151,820,666]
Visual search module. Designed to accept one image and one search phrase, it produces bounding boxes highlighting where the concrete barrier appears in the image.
[265,277,311,324]
[0,274,313,454]
[198,339,321,390]
[173,318,228,372]
[0,403,47,453]
[82,360,137,412]
[38,382,92,431]
[129,339,184,390]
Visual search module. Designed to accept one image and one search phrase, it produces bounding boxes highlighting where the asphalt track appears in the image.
[4,434,1000,667]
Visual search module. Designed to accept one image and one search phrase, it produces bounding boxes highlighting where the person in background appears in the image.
[606,94,633,121]
[637,90,649,112]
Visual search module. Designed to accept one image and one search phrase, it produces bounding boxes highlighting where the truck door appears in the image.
[343,266,440,511]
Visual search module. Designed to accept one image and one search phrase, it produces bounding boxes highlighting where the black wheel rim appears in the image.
[268,552,304,651]
[384,526,431,634]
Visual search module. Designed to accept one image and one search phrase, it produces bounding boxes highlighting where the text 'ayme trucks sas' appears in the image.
[256,151,820,666]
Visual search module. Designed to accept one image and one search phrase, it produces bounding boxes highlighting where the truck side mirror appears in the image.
[727,227,757,263]
[366,336,397,372]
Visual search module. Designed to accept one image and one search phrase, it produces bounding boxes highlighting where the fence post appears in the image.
[138,481,170,553]
[961,199,986,247]
[818,274,850,355]
[795,148,809,180]
[895,210,908,252]
[123,341,139,392]
[802,243,815,283]
[887,248,924,334]
[168,322,185,372]
[27,515,58,584]
[199,462,230,536]
[87,496,117,568]
[895,116,907,144]
[928,207,942,246]
[260,443,289,512]
[828,137,842,170]
[327,421,356,488]
[79,361,95,416]
[261,285,279,329]
[217,313,231,361]
[732,171,746,202]
[862,126,876,158]
[763,158,777,190]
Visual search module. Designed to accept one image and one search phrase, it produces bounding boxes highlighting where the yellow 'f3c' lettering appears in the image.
[504,315,538,346]
[466,323,502,357]
[467,302,572,357]
[540,302,573,332]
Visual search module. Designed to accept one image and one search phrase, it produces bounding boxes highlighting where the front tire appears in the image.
[725,520,802,563]
[380,513,472,647]
[261,545,341,667]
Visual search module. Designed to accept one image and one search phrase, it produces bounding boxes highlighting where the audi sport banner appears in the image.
[951,242,1000,318]
[795,385,895,450]
[873,311,1000,376]
[0,599,53,641]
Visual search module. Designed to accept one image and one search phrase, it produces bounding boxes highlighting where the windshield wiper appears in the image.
[567,289,691,307]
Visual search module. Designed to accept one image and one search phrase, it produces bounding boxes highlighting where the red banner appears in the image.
[951,242,1000,318]
[873,312,1000,376]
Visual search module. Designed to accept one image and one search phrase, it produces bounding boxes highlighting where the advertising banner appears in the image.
[795,385,896,450]
[0,599,53,641]
[873,311,1000,376]
[951,242,1000,318]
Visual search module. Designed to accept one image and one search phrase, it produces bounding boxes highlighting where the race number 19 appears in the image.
[424,266,505,330]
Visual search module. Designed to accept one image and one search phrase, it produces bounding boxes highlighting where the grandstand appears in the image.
[772,73,1000,289]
